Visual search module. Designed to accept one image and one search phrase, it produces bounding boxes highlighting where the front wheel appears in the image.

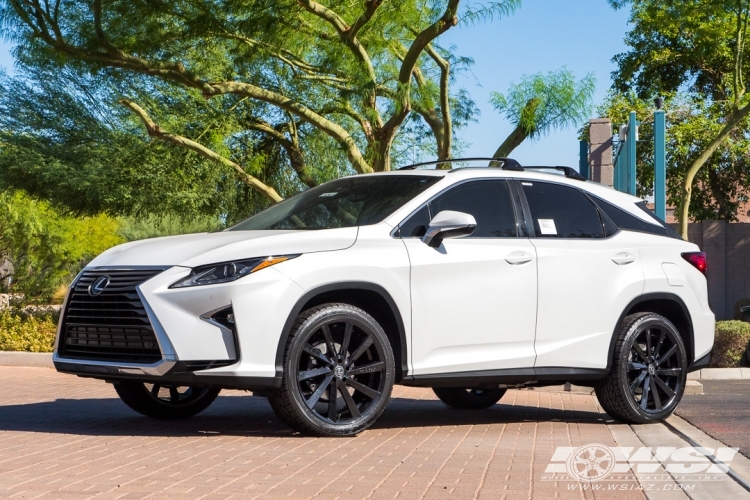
[433,387,507,409]
[114,381,220,419]
[269,303,395,437]
[595,312,687,424]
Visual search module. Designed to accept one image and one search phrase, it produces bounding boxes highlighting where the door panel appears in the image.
[404,179,537,376]
[517,180,645,369]
[530,233,644,369]
[406,238,538,375]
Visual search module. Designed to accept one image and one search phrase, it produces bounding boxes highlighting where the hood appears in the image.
[87,227,359,268]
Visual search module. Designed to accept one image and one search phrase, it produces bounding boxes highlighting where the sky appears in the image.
[0,0,631,170]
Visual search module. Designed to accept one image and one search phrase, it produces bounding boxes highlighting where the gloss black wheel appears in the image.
[269,303,395,437]
[114,381,220,419]
[433,387,507,409]
[595,312,687,424]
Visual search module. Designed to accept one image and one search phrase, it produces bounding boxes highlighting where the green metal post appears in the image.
[579,140,589,179]
[654,110,666,221]
[627,111,637,195]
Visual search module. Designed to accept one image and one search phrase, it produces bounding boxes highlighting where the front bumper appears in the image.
[53,354,281,390]
[55,264,304,389]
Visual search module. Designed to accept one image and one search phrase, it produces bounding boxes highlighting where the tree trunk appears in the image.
[678,104,750,239]
[493,125,529,158]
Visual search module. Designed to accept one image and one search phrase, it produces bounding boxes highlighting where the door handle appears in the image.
[612,252,636,265]
[506,251,534,265]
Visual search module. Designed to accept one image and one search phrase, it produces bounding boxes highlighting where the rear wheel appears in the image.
[114,381,220,419]
[269,303,395,437]
[595,312,687,424]
[433,387,507,409]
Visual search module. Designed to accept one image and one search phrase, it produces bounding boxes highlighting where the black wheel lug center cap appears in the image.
[648,364,655,375]
[334,365,345,379]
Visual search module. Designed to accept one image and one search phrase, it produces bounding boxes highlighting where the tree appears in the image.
[0,0,520,205]
[595,91,750,222]
[490,68,595,157]
[610,0,750,239]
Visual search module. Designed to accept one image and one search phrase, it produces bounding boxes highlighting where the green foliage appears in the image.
[491,68,595,140]
[0,309,57,352]
[711,320,750,367]
[596,91,750,221]
[0,191,123,303]
[117,215,224,242]
[609,0,746,101]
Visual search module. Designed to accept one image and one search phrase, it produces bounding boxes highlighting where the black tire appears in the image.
[595,312,687,424]
[114,381,220,419]
[433,387,507,409]
[268,303,395,437]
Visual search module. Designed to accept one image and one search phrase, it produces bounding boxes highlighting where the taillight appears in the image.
[681,252,707,275]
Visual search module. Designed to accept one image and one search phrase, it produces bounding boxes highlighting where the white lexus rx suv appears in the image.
[54,158,714,436]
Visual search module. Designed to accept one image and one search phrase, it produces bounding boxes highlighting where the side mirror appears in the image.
[422,210,477,248]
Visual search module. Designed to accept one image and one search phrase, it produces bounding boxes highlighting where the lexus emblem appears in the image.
[88,276,110,296]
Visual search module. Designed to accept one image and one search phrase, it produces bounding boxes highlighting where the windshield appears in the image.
[229,175,440,231]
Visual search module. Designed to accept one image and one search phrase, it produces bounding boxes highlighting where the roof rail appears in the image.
[396,157,586,181]
[397,157,523,171]
[522,166,587,181]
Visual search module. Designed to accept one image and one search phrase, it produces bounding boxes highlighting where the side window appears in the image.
[429,180,517,237]
[593,196,678,238]
[521,182,604,238]
[398,205,431,238]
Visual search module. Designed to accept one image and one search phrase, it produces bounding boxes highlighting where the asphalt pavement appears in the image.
[676,379,750,459]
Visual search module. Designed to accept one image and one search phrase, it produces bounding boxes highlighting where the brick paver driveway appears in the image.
[0,367,648,499]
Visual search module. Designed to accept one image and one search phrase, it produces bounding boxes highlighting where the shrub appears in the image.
[710,320,750,368]
[0,309,56,352]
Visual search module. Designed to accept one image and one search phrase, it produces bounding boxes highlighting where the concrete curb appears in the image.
[0,351,53,368]
[687,367,750,380]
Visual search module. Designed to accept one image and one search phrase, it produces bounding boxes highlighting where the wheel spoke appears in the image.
[347,361,385,376]
[306,373,333,408]
[328,379,339,421]
[339,383,361,418]
[649,376,662,410]
[654,331,666,358]
[303,345,333,366]
[632,342,648,362]
[653,375,676,399]
[322,324,337,358]
[346,335,374,367]
[151,384,161,397]
[299,366,332,381]
[655,367,682,377]
[169,387,179,402]
[344,377,381,400]
[656,345,677,366]
[340,322,353,363]
[629,371,647,393]
[646,329,653,358]
[640,376,651,410]
[628,361,647,371]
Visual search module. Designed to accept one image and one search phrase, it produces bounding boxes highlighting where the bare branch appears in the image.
[425,44,452,160]
[349,0,384,39]
[247,119,317,188]
[119,99,283,203]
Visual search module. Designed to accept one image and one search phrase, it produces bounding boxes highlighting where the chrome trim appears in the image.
[53,352,176,376]
[136,286,178,361]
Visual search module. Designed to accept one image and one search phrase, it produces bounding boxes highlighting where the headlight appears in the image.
[170,255,299,288]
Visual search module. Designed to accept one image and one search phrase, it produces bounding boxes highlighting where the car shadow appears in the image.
[0,394,612,438]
